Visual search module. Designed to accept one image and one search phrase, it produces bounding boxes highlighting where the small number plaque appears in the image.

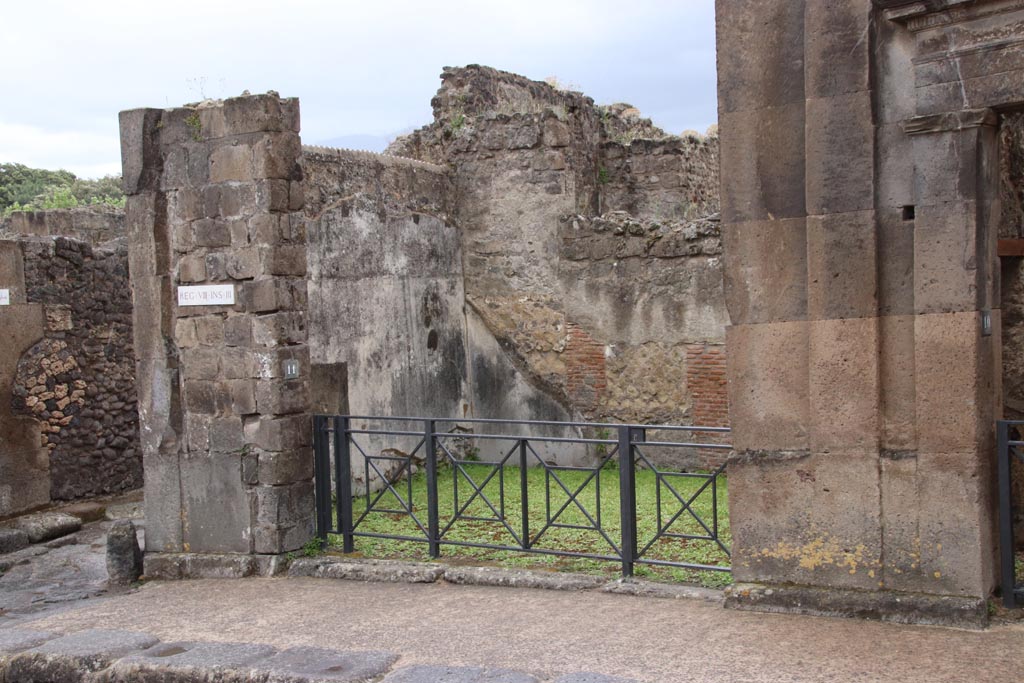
[177,284,235,307]
[0,289,9,306]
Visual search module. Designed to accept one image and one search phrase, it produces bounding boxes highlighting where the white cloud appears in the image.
[0,121,121,178]
[0,1,717,173]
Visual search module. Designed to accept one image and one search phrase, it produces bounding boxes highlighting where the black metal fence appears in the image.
[312,415,731,577]
[997,420,1024,607]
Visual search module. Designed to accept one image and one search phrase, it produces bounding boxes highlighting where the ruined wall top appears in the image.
[0,206,126,245]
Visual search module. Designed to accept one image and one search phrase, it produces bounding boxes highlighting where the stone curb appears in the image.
[443,565,606,591]
[0,628,636,683]
[284,555,724,604]
[288,557,446,583]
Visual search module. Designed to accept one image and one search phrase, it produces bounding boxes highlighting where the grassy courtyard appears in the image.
[327,461,732,588]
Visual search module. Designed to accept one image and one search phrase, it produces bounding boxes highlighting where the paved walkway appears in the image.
[9,576,1024,682]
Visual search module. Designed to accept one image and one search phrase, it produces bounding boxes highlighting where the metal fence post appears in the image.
[519,439,530,549]
[998,421,1017,608]
[312,415,329,545]
[424,419,441,558]
[618,425,637,577]
[333,415,355,553]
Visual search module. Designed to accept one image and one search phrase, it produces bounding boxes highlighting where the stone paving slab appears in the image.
[552,675,638,683]
[0,627,57,654]
[4,628,159,680]
[106,641,278,682]
[260,645,398,682]
[382,665,540,683]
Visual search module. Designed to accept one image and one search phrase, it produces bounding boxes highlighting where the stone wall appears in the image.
[715,0,1024,623]
[302,145,575,471]
[121,93,315,563]
[1,207,125,244]
[0,206,138,517]
[390,66,729,462]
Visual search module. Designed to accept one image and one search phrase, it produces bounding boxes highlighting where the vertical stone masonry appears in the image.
[120,93,313,567]
[717,0,1021,624]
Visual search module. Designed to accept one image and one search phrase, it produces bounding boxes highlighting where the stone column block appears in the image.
[879,315,917,452]
[729,451,883,591]
[726,320,809,452]
[722,217,808,325]
[806,210,877,320]
[808,317,880,453]
[805,92,875,215]
[804,0,872,99]
[915,311,993,453]
[715,0,806,114]
[719,103,807,223]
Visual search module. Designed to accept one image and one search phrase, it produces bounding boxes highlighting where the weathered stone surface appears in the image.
[442,566,605,591]
[13,512,82,543]
[0,528,30,554]
[0,629,58,655]
[6,629,159,681]
[106,520,143,586]
[107,641,277,683]
[600,578,722,602]
[726,321,809,453]
[553,675,639,683]
[258,646,398,682]
[724,582,988,629]
[288,557,445,583]
[382,665,539,683]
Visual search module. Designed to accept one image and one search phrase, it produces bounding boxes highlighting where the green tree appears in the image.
[0,163,76,209]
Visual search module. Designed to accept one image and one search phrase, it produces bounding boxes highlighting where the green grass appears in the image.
[327,461,731,588]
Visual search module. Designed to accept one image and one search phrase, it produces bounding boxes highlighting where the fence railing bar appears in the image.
[317,414,732,579]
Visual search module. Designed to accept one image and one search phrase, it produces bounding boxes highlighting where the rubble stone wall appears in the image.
[14,237,139,501]
[0,205,138,517]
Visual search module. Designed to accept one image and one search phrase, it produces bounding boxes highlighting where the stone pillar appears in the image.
[717,0,998,625]
[120,93,313,576]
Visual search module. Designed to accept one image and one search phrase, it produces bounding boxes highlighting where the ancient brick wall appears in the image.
[390,67,728,457]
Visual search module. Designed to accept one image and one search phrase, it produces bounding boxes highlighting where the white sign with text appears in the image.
[177,284,235,307]
[0,289,9,306]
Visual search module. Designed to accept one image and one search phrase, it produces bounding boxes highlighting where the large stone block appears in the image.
[808,317,880,453]
[180,451,251,553]
[719,103,806,224]
[911,125,993,207]
[915,311,993,453]
[876,208,915,317]
[727,321,809,452]
[716,0,805,113]
[257,449,314,485]
[222,94,300,136]
[913,451,995,598]
[143,451,183,552]
[722,217,807,325]
[806,210,877,320]
[805,92,875,216]
[914,200,992,315]
[878,315,917,452]
[729,451,882,591]
[804,0,872,99]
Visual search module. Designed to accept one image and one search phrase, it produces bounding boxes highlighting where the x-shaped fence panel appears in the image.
[313,415,732,578]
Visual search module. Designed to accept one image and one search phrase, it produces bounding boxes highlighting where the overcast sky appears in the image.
[0,1,717,179]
